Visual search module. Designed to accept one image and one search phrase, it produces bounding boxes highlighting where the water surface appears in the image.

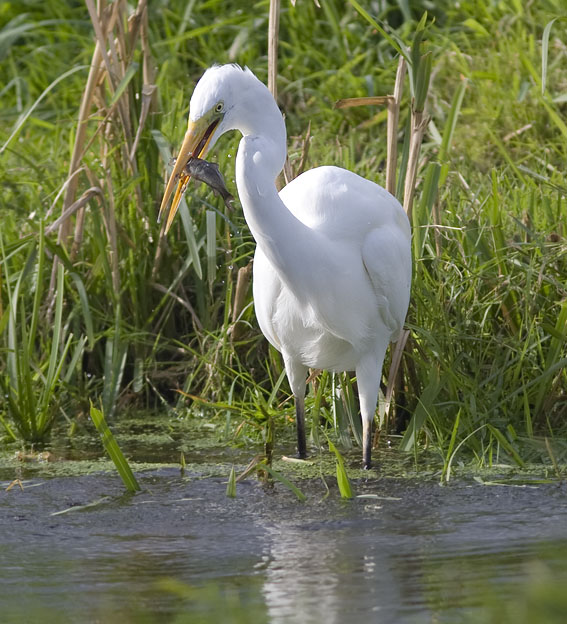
[2,453,567,623]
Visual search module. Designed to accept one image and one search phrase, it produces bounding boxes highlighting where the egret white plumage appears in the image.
[159,65,412,468]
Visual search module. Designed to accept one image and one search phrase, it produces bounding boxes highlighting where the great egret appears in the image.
[159,64,411,468]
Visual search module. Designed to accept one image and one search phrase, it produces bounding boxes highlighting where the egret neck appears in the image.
[234,90,323,302]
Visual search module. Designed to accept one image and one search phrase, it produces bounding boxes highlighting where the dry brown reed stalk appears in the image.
[45,5,108,320]
[268,0,280,100]
[44,187,104,236]
[268,0,293,188]
[60,0,154,247]
[386,57,406,196]
[335,96,391,109]
[402,108,429,221]
[101,138,120,295]
[383,328,409,419]
[46,0,156,320]
[58,44,103,245]
[294,120,312,178]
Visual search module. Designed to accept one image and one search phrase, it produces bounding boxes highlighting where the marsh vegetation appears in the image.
[1,0,566,474]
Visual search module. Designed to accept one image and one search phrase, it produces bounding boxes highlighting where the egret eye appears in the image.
[215,102,224,114]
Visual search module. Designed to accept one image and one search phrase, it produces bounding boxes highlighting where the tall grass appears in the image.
[0,1,565,471]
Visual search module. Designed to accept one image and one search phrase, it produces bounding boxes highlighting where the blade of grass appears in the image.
[541,18,567,95]
[109,61,139,108]
[257,463,306,502]
[226,466,237,498]
[89,402,141,492]
[347,0,408,61]
[339,373,361,446]
[399,366,441,452]
[328,440,353,499]
[27,221,45,353]
[444,424,487,483]
[534,300,567,416]
[486,424,526,469]
[441,408,460,483]
[69,272,95,351]
[0,64,88,155]
[43,262,64,399]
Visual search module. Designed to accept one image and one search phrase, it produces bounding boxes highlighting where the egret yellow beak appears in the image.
[158,114,220,233]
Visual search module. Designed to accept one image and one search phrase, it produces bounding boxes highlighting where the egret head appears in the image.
[158,65,266,232]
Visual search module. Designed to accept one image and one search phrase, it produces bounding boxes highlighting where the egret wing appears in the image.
[361,224,412,341]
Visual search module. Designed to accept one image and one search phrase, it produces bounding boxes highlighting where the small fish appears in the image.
[169,156,234,209]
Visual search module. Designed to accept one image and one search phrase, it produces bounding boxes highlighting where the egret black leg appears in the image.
[283,356,308,460]
[296,396,307,459]
[362,419,372,469]
[357,350,387,471]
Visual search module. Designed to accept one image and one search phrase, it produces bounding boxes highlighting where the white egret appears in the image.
[159,65,411,468]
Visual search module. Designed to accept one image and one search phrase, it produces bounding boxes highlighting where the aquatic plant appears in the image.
[90,402,141,492]
[0,225,86,442]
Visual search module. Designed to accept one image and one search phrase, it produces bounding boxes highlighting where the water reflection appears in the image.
[262,522,342,623]
[257,482,567,624]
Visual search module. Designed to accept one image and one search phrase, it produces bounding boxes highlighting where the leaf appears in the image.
[109,62,139,107]
[463,18,490,37]
[414,51,432,112]
[226,466,237,498]
[257,464,306,502]
[438,79,467,163]
[541,18,566,94]
[487,424,526,469]
[441,409,460,483]
[69,272,95,350]
[328,440,353,499]
[347,0,408,62]
[89,402,141,492]
[0,64,88,155]
[399,367,441,452]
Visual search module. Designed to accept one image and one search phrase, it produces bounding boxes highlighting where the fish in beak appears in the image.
[158,114,220,233]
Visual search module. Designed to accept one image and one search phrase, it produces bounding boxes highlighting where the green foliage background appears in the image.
[0,0,566,468]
